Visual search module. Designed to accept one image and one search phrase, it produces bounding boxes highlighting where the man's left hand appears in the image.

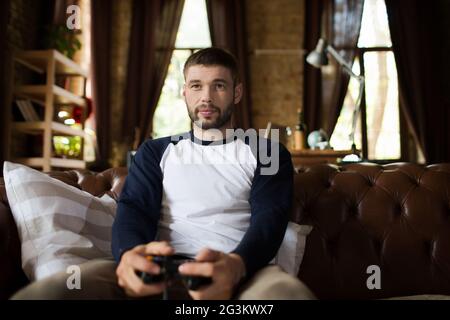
[178,248,246,300]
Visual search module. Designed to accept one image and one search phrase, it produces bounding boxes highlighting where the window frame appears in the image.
[353,45,406,162]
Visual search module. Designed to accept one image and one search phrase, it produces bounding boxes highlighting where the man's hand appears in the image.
[178,248,246,300]
[116,241,174,297]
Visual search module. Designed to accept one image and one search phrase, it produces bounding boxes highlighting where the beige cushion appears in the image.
[274,223,313,276]
[3,162,116,281]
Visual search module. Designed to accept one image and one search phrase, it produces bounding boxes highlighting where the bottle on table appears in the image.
[294,108,307,150]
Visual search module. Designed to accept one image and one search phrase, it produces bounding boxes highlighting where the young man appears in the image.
[12,48,315,300]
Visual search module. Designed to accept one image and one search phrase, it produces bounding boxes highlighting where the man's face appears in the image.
[183,65,242,130]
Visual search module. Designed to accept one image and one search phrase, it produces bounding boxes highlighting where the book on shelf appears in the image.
[16,100,40,122]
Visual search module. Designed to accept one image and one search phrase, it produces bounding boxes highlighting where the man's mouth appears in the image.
[199,110,215,116]
[198,107,218,117]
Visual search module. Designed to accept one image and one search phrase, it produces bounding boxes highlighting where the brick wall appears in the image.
[246,0,305,145]
[7,0,47,85]
[8,0,44,51]
[109,0,132,167]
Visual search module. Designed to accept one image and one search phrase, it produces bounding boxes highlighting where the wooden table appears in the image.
[289,149,355,168]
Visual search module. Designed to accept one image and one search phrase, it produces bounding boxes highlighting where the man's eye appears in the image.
[216,83,225,90]
[190,84,201,89]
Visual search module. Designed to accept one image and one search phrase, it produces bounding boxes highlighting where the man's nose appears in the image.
[200,87,213,103]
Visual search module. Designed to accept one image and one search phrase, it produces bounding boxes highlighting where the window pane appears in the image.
[358,0,392,48]
[175,0,211,48]
[364,51,400,159]
[152,50,192,139]
[330,58,363,152]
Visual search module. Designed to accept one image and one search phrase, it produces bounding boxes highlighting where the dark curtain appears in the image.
[206,0,252,129]
[122,0,184,148]
[91,0,113,167]
[0,0,11,167]
[326,0,364,137]
[303,0,364,137]
[303,0,324,134]
[385,0,450,163]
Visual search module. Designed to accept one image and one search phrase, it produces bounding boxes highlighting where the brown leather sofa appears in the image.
[1,162,450,299]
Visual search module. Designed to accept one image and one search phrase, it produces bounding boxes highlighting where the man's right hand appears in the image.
[116,241,174,297]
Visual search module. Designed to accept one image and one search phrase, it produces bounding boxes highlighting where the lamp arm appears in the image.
[326,45,357,77]
[326,44,365,150]
[349,76,365,148]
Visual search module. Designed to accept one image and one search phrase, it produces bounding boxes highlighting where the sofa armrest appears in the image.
[0,180,29,299]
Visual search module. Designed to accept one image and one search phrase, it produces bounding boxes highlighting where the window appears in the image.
[330,0,401,161]
[151,0,211,139]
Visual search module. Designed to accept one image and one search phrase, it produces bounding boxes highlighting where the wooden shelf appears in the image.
[12,49,87,171]
[13,121,86,138]
[14,157,86,169]
[14,50,88,77]
[15,85,86,107]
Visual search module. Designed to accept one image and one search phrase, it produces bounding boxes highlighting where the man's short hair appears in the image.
[183,47,240,84]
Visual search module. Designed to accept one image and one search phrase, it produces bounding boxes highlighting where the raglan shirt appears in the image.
[112,130,294,277]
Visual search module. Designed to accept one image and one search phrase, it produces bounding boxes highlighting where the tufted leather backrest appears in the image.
[46,168,128,200]
[293,162,450,299]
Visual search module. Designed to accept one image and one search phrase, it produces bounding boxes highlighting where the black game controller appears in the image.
[136,255,212,291]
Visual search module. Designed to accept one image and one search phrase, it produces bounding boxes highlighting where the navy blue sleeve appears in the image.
[231,141,293,277]
[111,139,168,262]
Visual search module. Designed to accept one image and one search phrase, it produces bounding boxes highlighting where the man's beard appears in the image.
[187,102,234,130]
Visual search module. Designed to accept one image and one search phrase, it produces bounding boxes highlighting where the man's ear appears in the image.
[234,83,243,104]
[182,84,186,97]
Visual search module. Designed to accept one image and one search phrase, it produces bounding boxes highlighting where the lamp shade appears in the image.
[306,38,328,67]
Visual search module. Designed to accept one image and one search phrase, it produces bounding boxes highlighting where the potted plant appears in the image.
[44,24,82,59]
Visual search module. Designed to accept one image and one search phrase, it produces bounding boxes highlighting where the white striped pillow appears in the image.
[3,161,117,281]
